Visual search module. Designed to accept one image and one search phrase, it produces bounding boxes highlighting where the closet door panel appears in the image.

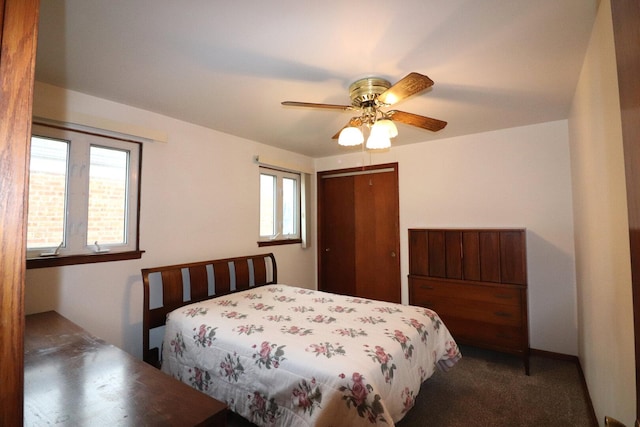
[354,171,400,303]
[318,176,356,296]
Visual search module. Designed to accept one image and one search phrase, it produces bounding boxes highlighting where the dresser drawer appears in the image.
[409,276,522,306]
[440,317,524,351]
[417,295,522,327]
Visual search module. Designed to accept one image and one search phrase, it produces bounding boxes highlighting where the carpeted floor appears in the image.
[227,345,597,426]
[395,345,597,427]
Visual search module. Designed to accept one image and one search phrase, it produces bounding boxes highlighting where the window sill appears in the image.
[26,250,145,269]
[257,239,302,247]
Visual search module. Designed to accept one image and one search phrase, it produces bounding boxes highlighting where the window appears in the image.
[259,166,301,245]
[26,123,142,267]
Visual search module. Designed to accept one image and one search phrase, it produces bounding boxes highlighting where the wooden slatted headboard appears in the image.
[140,253,277,367]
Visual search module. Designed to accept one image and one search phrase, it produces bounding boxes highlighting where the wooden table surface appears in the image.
[25,311,227,426]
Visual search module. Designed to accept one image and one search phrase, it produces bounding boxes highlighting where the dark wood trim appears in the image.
[529,347,578,362]
[257,238,302,247]
[530,348,598,427]
[575,360,600,427]
[0,0,40,424]
[610,1,640,424]
[27,250,145,269]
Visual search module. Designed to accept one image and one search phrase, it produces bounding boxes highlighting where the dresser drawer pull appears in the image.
[494,311,513,318]
[494,294,514,299]
[419,285,435,290]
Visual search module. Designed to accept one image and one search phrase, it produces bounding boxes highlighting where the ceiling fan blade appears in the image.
[388,110,447,132]
[282,101,354,111]
[332,117,363,139]
[378,72,434,105]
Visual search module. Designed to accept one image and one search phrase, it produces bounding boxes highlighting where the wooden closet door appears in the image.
[318,175,356,296]
[318,163,400,303]
[354,169,401,303]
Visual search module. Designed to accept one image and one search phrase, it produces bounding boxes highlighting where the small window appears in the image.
[27,124,142,264]
[259,166,301,245]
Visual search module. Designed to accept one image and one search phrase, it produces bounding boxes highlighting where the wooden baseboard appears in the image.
[530,348,598,427]
[530,347,578,362]
[605,416,628,426]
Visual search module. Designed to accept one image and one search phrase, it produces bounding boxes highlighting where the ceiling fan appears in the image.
[282,72,447,149]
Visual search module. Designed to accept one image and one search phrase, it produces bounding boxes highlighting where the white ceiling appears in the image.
[35,1,598,158]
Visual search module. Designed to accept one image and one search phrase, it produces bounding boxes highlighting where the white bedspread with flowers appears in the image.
[161,284,461,426]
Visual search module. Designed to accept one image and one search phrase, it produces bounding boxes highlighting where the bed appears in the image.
[141,253,461,426]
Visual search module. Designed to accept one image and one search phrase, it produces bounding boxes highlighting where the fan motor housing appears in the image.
[349,77,391,107]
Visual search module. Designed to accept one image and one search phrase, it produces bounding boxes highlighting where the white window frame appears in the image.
[26,123,141,261]
[258,166,301,244]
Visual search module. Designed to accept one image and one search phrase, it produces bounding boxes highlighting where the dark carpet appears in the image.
[227,345,597,426]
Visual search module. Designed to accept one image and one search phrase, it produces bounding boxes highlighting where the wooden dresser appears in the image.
[408,228,530,374]
[25,311,228,426]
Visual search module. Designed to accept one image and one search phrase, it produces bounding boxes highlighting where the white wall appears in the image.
[316,120,578,355]
[25,83,318,358]
[568,0,636,423]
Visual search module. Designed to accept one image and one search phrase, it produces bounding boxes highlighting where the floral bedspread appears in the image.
[161,284,461,426]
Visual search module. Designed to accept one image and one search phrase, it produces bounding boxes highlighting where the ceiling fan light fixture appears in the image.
[338,126,364,146]
[366,125,391,150]
[373,119,398,138]
[282,72,445,151]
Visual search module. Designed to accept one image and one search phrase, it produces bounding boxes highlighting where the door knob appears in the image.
[325,248,330,252]
[391,251,396,257]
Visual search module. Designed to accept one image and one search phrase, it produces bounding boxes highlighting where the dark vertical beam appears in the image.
[610,0,640,424]
[0,0,40,424]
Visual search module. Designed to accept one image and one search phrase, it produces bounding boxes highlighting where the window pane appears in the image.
[27,137,69,249]
[87,146,128,245]
[260,174,275,236]
[282,177,297,235]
